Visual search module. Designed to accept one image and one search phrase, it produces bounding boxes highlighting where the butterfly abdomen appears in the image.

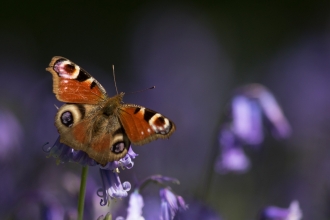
[101,93,124,117]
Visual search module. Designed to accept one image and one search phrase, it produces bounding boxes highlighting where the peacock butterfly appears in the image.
[46,56,176,165]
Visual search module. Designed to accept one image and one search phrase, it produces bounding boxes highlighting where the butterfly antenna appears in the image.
[90,90,107,101]
[112,65,119,95]
[128,86,156,94]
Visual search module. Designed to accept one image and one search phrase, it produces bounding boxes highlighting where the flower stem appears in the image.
[78,165,89,220]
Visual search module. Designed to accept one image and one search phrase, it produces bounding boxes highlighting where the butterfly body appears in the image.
[47,56,175,165]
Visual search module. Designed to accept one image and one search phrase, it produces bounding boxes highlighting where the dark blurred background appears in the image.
[1,1,330,219]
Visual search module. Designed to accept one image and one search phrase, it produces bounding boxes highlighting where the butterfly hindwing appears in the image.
[55,103,130,165]
[46,56,107,104]
[119,104,176,145]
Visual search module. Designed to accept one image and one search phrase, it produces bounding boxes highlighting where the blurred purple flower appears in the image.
[233,84,291,144]
[258,90,291,139]
[215,84,291,174]
[125,190,145,220]
[260,200,302,220]
[215,126,250,174]
[231,95,264,145]
[0,108,23,161]
[215,145,250,174]
[159,187,188,220]
[8,191,65,220]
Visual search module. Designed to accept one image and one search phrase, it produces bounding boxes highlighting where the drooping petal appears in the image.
[258,89,291,139]
[218,125,241,150]
[159,188,188,220]
[215,147,250,174]
[99,147,137,170]
[98,169,131,205]
[127,147,138,159]
[215,126,250,174]
[160,200,171,220]
[231,95,263,145]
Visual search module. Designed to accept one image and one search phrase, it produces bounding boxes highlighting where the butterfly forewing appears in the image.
[119,105,176,145]
[46,56,107,104]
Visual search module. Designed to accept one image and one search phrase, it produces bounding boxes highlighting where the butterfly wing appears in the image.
[118,104,176,145]
[55,103,131,165]
[46,56,107,104]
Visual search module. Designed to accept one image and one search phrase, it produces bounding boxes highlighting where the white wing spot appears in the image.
[149,114,171,134]
[149,113,162,125]
[140,107,146,115]
[163,118,170,133]
[85,78,94,85]
[58,61,80,79]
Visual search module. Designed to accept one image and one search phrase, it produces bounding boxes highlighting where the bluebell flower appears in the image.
[96,148,137,205]
[159,187,188,220]
[45,137,138,169]
[44,137,138,203]
[215,84,291,174]
[43,137,97,166]
[215,142,250,174]
[215,126,250,174]
[97,168,132,205]
[232,84,291,144]
[101,147,138,170]
[125,190,145,220]
[260,200,302,220]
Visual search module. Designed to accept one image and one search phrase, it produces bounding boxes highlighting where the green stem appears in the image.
[78,166,89,220]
